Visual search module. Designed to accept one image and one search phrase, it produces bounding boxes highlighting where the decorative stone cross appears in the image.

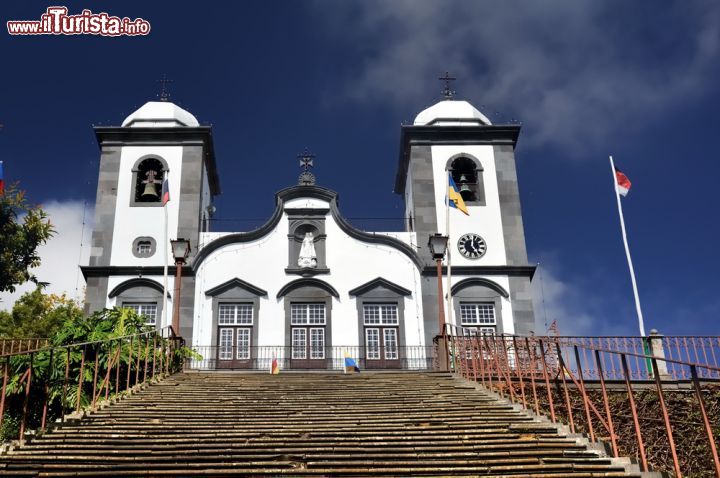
[298,149,316,186]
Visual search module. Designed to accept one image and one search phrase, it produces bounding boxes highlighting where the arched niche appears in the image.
[130,155,169,207]
[445,153,486,206]
[285,209,329,276]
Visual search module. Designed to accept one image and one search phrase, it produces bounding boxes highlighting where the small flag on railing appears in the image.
[344,352,360,374]
[270,357,280,375]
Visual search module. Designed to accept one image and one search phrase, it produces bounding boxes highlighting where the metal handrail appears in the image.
[442,323,720,477]
[0,330,184,444]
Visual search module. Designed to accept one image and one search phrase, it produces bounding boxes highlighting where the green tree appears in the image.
[0,184,54,293]
[0,287,84,339]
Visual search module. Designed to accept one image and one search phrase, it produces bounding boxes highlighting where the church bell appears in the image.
[459,174,471,193]
[142,182,158,199]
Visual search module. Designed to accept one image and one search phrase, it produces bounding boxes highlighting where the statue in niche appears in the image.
[298,232,317,268]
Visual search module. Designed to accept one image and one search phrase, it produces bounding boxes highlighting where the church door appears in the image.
[290,303,327,369]
[363,304,401,369]
[215,303,253,369]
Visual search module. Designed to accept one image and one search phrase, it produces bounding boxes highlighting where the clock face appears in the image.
[457,233,487,259]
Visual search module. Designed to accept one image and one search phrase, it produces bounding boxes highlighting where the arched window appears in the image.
[449,156,485,205]
[133,157,166,204]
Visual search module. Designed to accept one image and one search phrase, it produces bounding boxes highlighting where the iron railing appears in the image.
[443,324,720,478]
[187,345,435,371]
[0,339,49,356]
[553,335,720,380]
[0,329,184,444]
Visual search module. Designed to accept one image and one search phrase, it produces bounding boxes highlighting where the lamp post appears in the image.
[170,238,191,337]
[428,233,449,336]
[428,234,449,371]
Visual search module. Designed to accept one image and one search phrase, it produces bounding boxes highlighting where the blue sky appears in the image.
[1,1,719,336]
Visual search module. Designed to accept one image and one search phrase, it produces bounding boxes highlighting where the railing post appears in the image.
[513,336,527,410]
[594,350,618,457]
[159,337,165,377]
[554,343,575,433]
[448,332,457,372]
[499,337,516,403]
[61,347,70,423]
[126,335,134,390]
[165,338,171,375]
[76,345,86,412]
[19,353,33,444]
[651,357,681,477]
[620,354,648,472]
[690,365,720,477]
[647,329,670,380]
[435,334,449,372]
[114,340,121,396]
[538,339,556,423]
[0,356,8,429]
[152,335,157,379]
[476,335,486,386]
[470,334,479,382]
[525,337,540,416]
[41,348,54,432]
[573,345,595,441]
[91,344,100,409]
[143,335,149,384]
[135,336,142,385]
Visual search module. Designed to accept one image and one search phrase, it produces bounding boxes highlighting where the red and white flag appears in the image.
[161,178,170,205]
[614,168,631,197]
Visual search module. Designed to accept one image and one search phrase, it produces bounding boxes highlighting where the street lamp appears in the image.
[170,238,191,337]
[427,233,449,336]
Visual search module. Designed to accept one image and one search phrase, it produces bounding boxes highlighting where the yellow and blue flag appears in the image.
[344,352,360,373]
[448,173,469,215]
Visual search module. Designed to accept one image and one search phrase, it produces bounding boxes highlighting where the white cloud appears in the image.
[322,1,720,151]
[531,254,639,336]
[0,200,93,310]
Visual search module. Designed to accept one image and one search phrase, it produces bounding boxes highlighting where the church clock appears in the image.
[457,233,487,259]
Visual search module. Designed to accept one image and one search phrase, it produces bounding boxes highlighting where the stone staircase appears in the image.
[0,372,647,477]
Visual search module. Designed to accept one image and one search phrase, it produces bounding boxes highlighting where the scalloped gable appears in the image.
[192,185,423,269]
[348,277,412,297]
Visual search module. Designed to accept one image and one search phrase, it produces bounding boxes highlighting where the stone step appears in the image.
[0,372,640,476]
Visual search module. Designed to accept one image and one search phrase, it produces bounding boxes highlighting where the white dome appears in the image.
[413,100,491,126]
[122,101,199,128]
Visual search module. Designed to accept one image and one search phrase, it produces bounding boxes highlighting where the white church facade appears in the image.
[82,94,536,369]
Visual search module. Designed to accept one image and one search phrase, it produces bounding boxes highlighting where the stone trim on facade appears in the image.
[108,277,170,298]
[277,278,340,299]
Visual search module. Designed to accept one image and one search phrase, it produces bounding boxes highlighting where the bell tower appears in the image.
[395,87,535,342]
[82,98,220,338]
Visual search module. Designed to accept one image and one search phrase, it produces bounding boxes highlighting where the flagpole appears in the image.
[161,186,169,336]
[445,172,453,327]
[609,155,646,337]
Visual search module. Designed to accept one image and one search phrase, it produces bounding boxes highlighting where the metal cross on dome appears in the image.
[157,75,173,102]
[439,71,456,99]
